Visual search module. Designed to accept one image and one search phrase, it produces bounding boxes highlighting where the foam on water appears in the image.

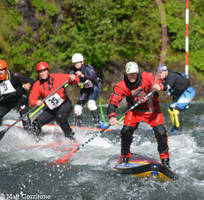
[0,126,77,164]
[0,122,202,175]
[0,104,204,200]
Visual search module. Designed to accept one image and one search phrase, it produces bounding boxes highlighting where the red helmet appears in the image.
[0,59,8,80]
[36,62,50,72]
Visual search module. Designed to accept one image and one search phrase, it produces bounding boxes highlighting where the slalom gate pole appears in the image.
[185,0,189,78]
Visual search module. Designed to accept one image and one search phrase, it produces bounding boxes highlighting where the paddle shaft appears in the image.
[73,92,153,152]
[55,91,153,164]
[0,79,70,138]
[29,104,45,119]
[99,96,107,125]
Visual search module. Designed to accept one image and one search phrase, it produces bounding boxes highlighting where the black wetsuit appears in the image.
[161,69,190,98]
[0,71,34,124]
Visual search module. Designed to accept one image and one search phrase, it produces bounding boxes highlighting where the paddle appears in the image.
[0,79,71,141]
[29,104,45,120]
[99,96,107,125]
[54,91,153,165]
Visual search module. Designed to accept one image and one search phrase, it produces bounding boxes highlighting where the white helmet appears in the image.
[125,61,139,74]
[72,53,84,63]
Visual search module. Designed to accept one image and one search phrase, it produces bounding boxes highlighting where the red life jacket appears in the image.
[109,72,161,113]
[29,73,79,107]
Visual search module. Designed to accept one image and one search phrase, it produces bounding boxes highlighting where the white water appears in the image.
[0,105,204,200]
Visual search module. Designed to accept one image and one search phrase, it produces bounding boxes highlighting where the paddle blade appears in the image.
[0,128,8,141]
[55,152,74,164]
[54,148,78,165]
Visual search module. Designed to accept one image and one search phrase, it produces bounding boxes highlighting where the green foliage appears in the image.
[55,0,161,70]
[164,1,185,51]
[7,0,17,5]
[191,48,204,73]
[32,0,60,16]
[190,0,204,73]
[0,0,204,84]
[0,2,22,68]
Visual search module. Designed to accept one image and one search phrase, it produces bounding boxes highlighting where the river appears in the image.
[0,103,204,200]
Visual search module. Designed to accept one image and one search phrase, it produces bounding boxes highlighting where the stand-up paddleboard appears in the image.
[107,153,178,182]
[2,119,114,133]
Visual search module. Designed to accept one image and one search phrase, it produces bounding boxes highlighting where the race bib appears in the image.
[45,93,64,110]
[0,80,16,96]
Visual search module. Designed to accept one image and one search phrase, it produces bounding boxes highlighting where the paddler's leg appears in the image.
[168,106,180,133]
[169,95,185,133]
[88,83,102,128]
[119,111,140,164]
[31,108,54,138]
[74,93,87,127]
[90,109,100,126]
[153,124,171,168]
[56,100,75,141]
[171,87,196,133]
[173,108,180,128]
[169,107,181,134]
[120,125,137,163]
[74,104,83,127]
[19,105,31,131]
[17,94,31,131]
[168,107,175,127]
[88,100,101,127]
[0,105,10,125]
[31,119,41,137]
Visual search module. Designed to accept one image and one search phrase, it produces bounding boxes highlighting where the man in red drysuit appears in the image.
[107,61,170,168]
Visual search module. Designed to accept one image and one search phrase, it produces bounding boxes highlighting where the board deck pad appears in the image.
[107,153,178,181]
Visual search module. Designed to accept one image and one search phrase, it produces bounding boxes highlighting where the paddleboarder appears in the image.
[70,53,103,128]
[29,61,79,140]
[153,65,196,133]
[0,59,34,130]
[107,61,171,168]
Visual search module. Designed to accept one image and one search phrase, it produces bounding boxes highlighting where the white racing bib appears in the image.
[45,93,64,110]
[0,80,16,96]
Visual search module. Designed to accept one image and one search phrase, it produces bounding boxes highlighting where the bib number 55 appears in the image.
[45,93,64,110]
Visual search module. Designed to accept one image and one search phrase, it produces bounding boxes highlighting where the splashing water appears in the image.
[0,104,204,200]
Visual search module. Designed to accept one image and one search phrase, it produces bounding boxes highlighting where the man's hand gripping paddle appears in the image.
[0,79,71,141]
[54,91,153,165]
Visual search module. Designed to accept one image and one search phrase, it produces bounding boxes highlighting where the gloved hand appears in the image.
[22,83,31,91]
[109,117,118,126]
